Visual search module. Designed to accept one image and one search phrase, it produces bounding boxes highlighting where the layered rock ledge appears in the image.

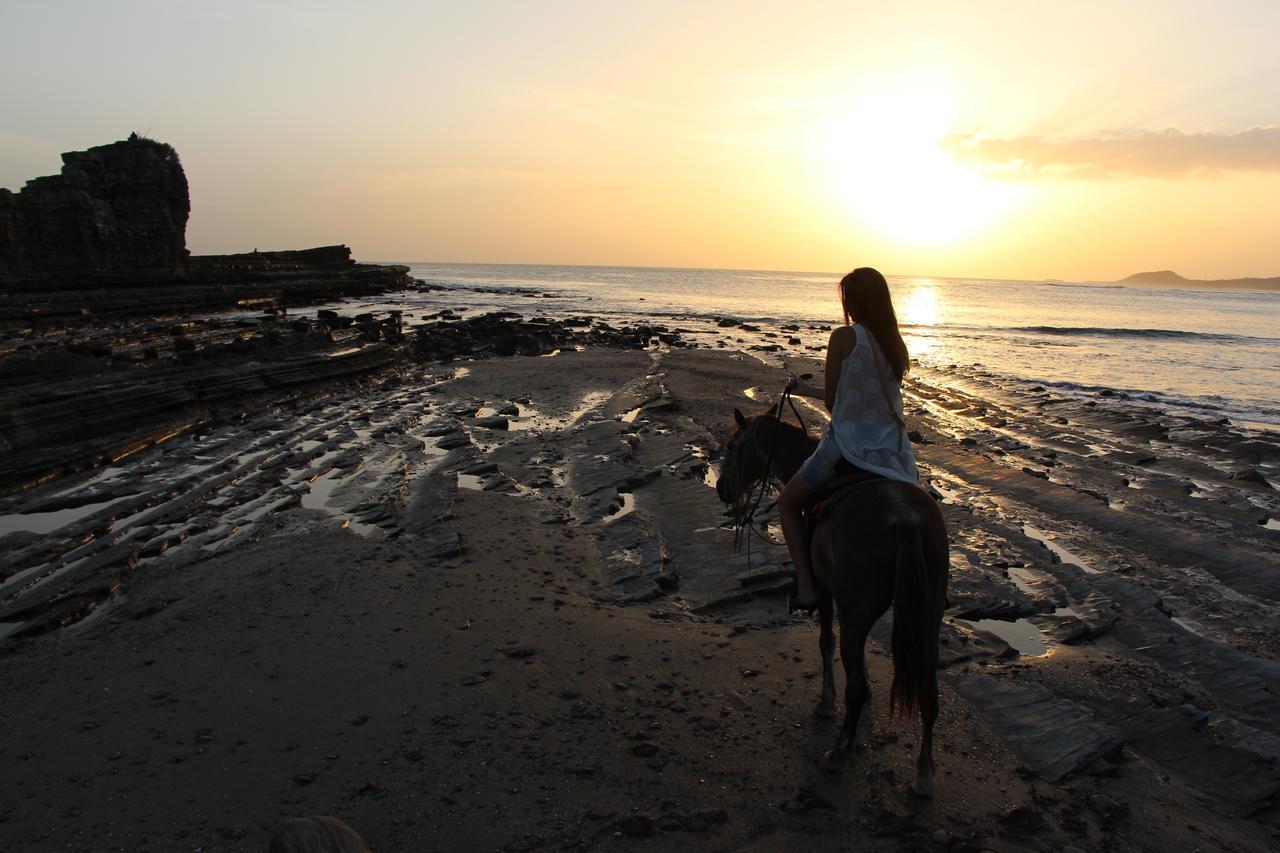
[0,309,685,495]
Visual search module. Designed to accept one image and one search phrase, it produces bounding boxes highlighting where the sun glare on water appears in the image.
[810,80,1025,246]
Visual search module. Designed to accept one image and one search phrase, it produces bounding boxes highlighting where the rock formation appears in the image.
[0,134,189,284]
[0,136,411,318]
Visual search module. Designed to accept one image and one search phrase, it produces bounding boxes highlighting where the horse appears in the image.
[716,406,949,796]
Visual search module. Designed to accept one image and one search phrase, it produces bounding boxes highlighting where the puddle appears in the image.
[604,492,636,523]
[702,462,720,490]
[507,409,539,431]
[1188,479,1215,499]
[457,473,486,491]
[570,391,613,426]
[301,469,379,537]
[232,493,298,524]
[45,464,133,498]
[0,494,137,537]
[1007,565,1044,596]
[1171,615,1211,639]
[962,617,1049,656]
[1022,524,1101,574]
[0,560,58,598]
[931,480,962,504]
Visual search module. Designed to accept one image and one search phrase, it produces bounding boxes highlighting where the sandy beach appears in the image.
[6,3,1280,847]
[2,300,1279,851]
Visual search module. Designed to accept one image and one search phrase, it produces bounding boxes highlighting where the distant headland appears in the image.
[1113,270,1280,292]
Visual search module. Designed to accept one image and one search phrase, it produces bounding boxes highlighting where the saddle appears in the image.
[804,458,885,528]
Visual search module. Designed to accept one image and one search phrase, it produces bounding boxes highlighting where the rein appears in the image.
[732,386,809,557]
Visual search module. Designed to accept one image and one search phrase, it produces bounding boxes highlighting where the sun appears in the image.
[808,79,1026,246]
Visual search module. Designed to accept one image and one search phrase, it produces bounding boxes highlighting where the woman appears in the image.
[781,267,918,611]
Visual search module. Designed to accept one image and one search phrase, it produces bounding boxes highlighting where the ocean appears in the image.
[396,263,1280,431]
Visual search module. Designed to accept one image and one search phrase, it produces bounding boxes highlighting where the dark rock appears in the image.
[436,432,471,450]
[656,814,685,831]
[618,815,655,838]
[1230,468,1272,488]
[954,674,1124,781]
[422,532,463,560]
[1086,793,1130,825]
[998,805,1047,836]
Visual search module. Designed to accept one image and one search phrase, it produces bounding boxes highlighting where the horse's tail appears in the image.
[890,518,935,719]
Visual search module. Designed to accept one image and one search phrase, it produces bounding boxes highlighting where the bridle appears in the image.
[728,385,810,559]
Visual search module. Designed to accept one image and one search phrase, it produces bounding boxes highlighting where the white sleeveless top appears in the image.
[829,324,918,484]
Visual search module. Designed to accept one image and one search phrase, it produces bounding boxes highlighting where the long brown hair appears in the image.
[839,267,909,381]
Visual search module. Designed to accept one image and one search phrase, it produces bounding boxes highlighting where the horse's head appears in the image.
[716,407,773,508]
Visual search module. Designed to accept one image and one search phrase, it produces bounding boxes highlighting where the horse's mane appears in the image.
[738,407,817,443]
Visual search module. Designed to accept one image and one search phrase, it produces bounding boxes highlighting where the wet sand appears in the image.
[2,323,1279,850]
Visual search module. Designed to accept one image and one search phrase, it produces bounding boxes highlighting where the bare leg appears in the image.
[779,471,819,608]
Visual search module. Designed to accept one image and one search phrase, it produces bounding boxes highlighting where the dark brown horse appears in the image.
[717,407,949,796]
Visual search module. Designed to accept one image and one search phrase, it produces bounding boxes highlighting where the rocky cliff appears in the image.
[0,136,411,318]
[0,134,189,284]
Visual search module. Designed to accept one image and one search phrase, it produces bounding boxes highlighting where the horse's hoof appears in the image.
[819,747,848,773]
[814,702,837,720]
[911,776,935,799]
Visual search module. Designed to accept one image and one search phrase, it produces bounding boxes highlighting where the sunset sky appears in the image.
[2,1,1278,281]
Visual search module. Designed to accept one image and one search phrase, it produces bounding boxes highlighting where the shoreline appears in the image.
[1,293,1279,849]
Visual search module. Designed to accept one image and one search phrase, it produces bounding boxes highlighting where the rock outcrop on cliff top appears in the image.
[0,135,411,318]
[0,134,190,284]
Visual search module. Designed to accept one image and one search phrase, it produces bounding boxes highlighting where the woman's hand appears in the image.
[786,372,814,396]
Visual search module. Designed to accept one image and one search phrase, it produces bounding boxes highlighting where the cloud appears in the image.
[941,126,1280,179]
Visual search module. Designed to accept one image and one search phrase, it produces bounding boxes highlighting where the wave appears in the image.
[1014,325,1247,342]
[1039,282,1125,290]
[901,323,1270,344]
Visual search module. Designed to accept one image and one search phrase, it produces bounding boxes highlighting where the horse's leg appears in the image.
[821,615,871,771]
[913,678,939,798]
[815,592,836,719]
[913,590,945,798]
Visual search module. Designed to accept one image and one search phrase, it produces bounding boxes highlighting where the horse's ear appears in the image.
[733,408,747,429]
